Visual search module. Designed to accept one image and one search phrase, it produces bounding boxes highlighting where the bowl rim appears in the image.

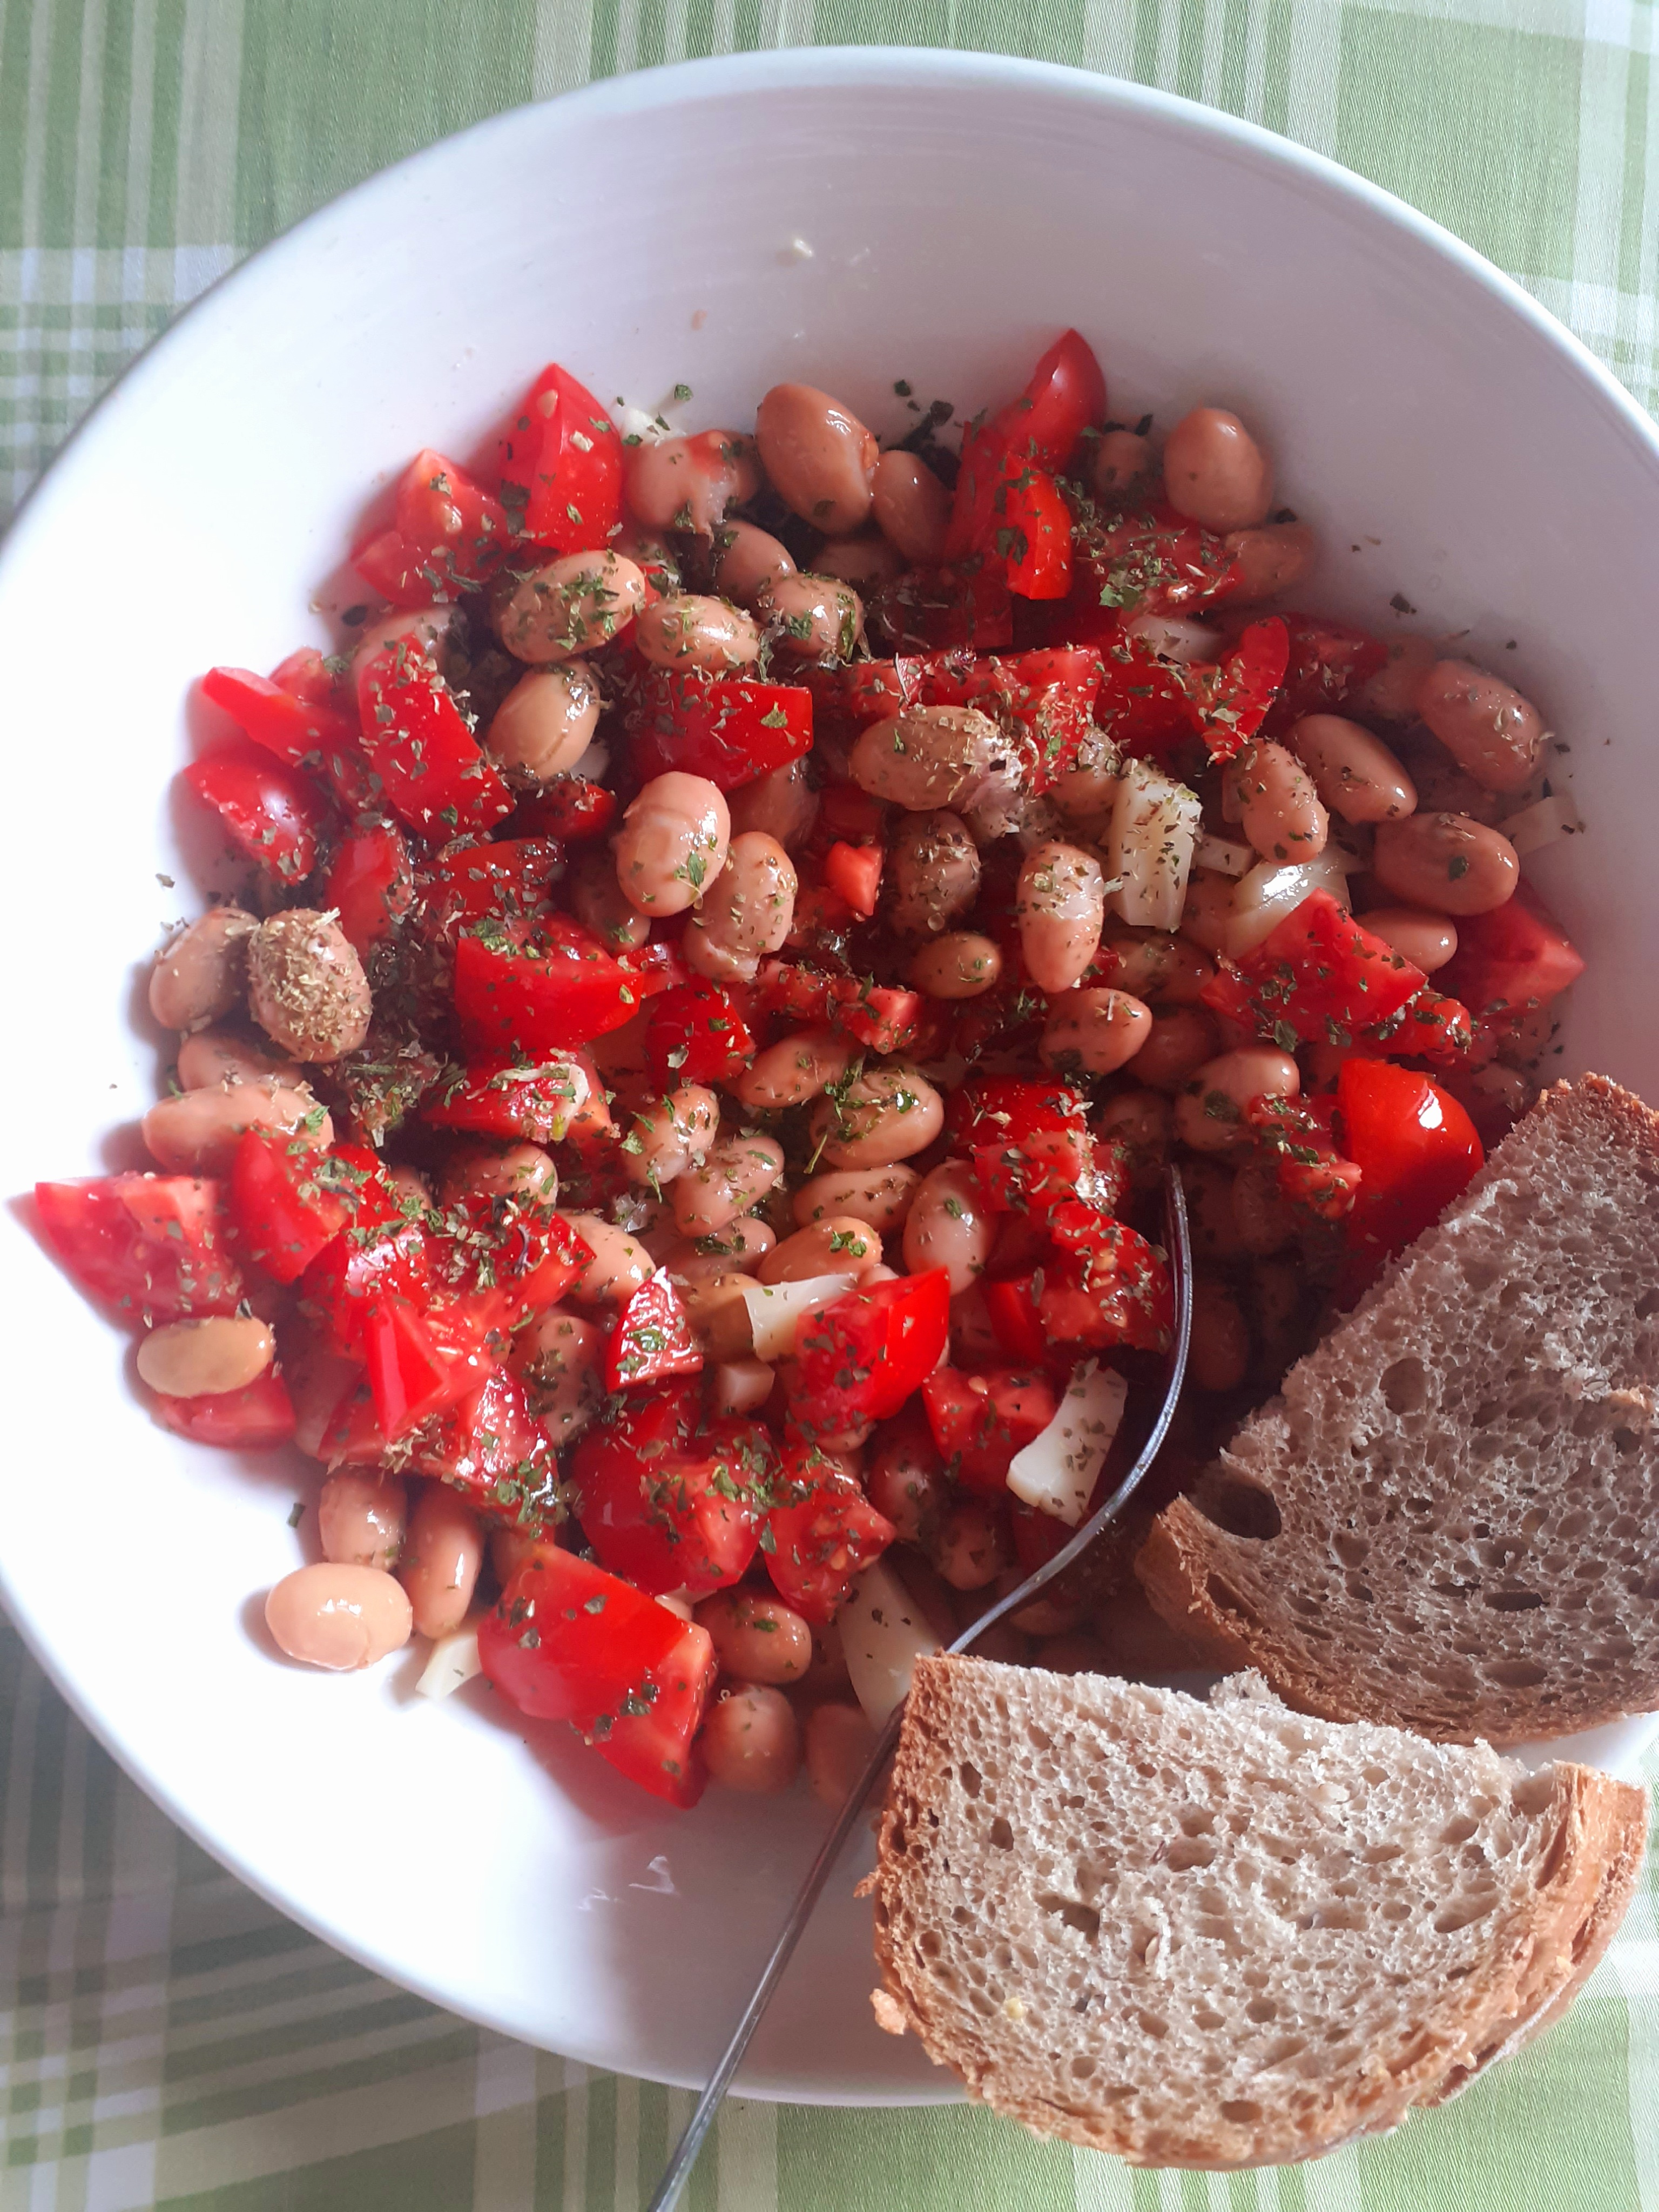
[3,44,1657,2106]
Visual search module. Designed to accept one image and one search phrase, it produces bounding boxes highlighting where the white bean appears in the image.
[683,832,797,984]
[670,1133,786,1237]
[901,1163,994,1294]
[871,449,950,563]
[398,1485,483,1641]
[142,1084,329,1174]
[484,663,601,781]
[149,908,255,1032]
[792,1164,920,1231]
[886,810,981,936]
[559,1214,654,1306]
[635,592,761,674]
[1016,841,1106,993]
[712,519,795,608]
[808,1067,944,1169]
[755,383,878,532]
[495,550,645,663]
[851,706,1008,812]
[1162,406,1273,531]
[624,429,760,535]
[246,911,372,1063]
[908,932,1002,1000]
[265,1563,412,1671]
[138,1314,274,1397]
[318,1471,407,1571]
[733,1028,855,1111]
[765,573,864,664]
[1174,1049,1299,1155]
[622,1084,719,1189]
[1040,989,1152,1076]
[613,772,731,918]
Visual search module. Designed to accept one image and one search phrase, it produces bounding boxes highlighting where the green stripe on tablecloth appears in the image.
[5,3,1659,2206]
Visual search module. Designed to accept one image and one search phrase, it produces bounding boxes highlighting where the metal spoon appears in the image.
[646,1167,1193,2212]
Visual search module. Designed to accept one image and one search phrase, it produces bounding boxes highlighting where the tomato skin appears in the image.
[228,1127,356,1284]
[407,1366,563,1530]
[1337,1059,1483,1290]
[496,363,623,553]
[1200,890,1427,1051]
[201,664,360,788]
[322,822,415,959]
[362,1294,468,1441]
[625,669,814,792]
[981,1276,1050,1365]
[36,1174,245,1324]
[453,925,646,1053]
[1257,614,1388,734]
[794,1271,953,1434]
[183,744,331,884]
[990,328,1107,471]
[946,1074,1088,1153]
[921,1366,1059,1495]
[1354,987,1476,1071]
[481,1548,686,1724]
[354,645,514,839]
[423,1057,594,1144]
[351,447,508,606]
[1066,501,1240,630]
[1036,1222,1173,1353]
[597,1620,715,1809]
[508,778,617,842]
[605,1272,704,1394]
[643,980,756,1084]
[571,1405,769,1599]
[970,1124,1098,1217]
[300,1148,430,1353]
[763,1455,896,1624]
[1245,1094,1364,1223]
[1189,617,1289,763]
[1439,882,1586,1022]
[150,1371,296,1448]
[823,841,884,918]
[419,838,563,941]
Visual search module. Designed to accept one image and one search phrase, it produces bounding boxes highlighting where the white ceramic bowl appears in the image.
[2,49,1656,2103]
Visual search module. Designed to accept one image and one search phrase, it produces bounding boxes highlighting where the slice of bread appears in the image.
[1136,1075,1659,1744]
[867,1655,1645,2168]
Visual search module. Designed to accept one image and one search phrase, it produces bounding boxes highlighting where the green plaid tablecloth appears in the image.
[4,4,1658,2206]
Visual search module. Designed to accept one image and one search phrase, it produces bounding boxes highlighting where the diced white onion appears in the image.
[1225,847,1352,959]
[739,1272,859,1363]
[839,1556,943,1724]
[1196,833,1253,878]
[616,406,660,443]
[1103,758,1203,932]
[415,1625,482,1701]
[1006,1361,1128,1526]
[1501,789,1580,858]
[655,1589,694,1622]
[1123,612,1220,666]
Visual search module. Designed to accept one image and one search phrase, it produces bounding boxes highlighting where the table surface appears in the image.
[4,4,1658,2206]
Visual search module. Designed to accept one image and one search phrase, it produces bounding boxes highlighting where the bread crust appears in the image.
[1135,1075,1659,1744]
[868,1656,1648,2169]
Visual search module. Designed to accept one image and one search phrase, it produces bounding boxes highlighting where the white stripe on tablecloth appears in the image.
[718,2097,777,2212]
[532,0,594,97]
[1070,2144,1140,2210]
[471,2030,541,2212]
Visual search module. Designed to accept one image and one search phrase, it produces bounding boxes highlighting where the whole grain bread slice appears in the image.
[1136,1075,1659,1744]
[867,1655,1644,2168]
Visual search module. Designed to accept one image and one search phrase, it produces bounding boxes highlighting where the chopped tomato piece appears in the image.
[454,922,647,1053]
[229,1128,364,1283]
[362,1295,469,1441]
[605,1272,704,1393]
[352,447,508,605]
[1188,617,1289,763]
[901,646,1104,791]
[571,1402,771,1597]
[1355,988,1476,1070]
[355,644,514,838]
[921,1367,1060,1496]
[423,1057,594,1144]
[201,664,360,783]
[793,1271,952,1438]
[989,328,1107,471]
[763,1451,896,1623]
[322,822,415,958]
[946,1074,1088,1152]
[823,841,884,918]
[598,1618,716,1809]
[1245,1093,1364,1222]
[981,1276,1051,1365]
[1067,501,1239,630]
[625,669,814,791]
[1337,1058,1484,1292]
[408,1366,563,1530]
[982,458,1074,599]
[1258,614,1388,733]
[35,1174,244,1324]
[508,777,618,842]
[150,1372,296,1449]
[497,363,624,552]
[970,1124,1094,1216]
[420,838,564,940]
[1088,628,1206,757]
[1200,891,1427,1051]
[831,982,922,1055]
[1036,1222,1173,1353]
[1439,882,1586,1023]
[870,561,1013,652]
[643,979,756,1084]
[300,1148,429,1353]
[183,744,331,884]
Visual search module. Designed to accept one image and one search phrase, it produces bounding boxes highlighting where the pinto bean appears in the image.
[1088,427,1155,503]
[1287,713,1417,824]
[683,832,797,983]
[1178,867,1238,956]
[1040,989,1152,1076]
[1358,905,1458,973]
[1234,740,1328,862]
[1129,1006,1219,1092]
[246,911,372,1063]
[871,448,951,563]
[635,592,761,675]
[559,1214,654,1306]
[1174,1048,1299,1155]
[439,1142,558,1209]
[484,662,601,781]
[613,771,731,918]
[1095,1088,1172,1188]
[1016,841,1107,993]
[1162,406,1273,531]
[765,572,864,664]
[1354,633,1439,723]
[495,549,646,663]
[759,1218,886,1284]
[510,1307,606,1442]
[866,1430,946,1543]
[1415,659,1545,794]
[901,1162,994,1294]
[623,429,760,534]
[711,519,795,608]
[808,1067,945,1169]
[812,534,906,592]
[733,1028,855,1111]
[265,1563,412,1671]
[670,1132,786,1237]
[695,1591,813,1684]
[138,1314,274,1397]
[1097,929,1214,1004]
[727,758,819,852]
[318,1471,407,1572]
[621,1084,719,1190]
[142,1083,329,1174]
[929,1498,1012,1591]
[756,383,878,533]
[885,809,981,936]
[149,907,255,1031]
[908,932,1002,1000]
[1372,813,1520,915]
[791,1164,919,1232]
[175,1027,302,1092]
[850,706,1008,812]
[702,1682,801,1793]
[1220,521,1315,605]
[396,1485,483,1641]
